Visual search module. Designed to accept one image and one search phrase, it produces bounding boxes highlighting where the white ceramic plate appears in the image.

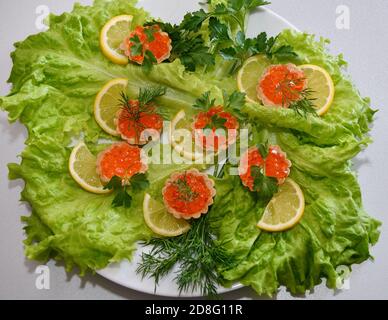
[97,0,298,298]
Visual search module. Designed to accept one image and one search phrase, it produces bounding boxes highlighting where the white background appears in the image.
[0,0,387,300]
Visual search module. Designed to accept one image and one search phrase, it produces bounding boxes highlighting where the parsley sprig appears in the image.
[251,166,278,199]
[143,19,215,72]
[104,174,150,208]
[144,0,270,72]
[249,142,279,199]
[218,30,297,74]
[193,90,246,121]
[202,0,270,32]
[129,28,159,73]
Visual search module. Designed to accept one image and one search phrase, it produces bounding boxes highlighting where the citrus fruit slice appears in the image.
[257,178,305,232]
[170,110,206,161]
[96,142,148,184]
[94,78,128,136]
[162,169,216,220]
[299,64,335,116]
[257,64,307,107]
[100,15,133,65]
[237,55,271,103]
[143,193,191,237]
[116,99,163,145]
[69,142,110,194]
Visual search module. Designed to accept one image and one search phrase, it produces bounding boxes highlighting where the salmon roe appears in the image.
[116,100,163,145]
[97,142,148,184]
[257,64,307,107]
[193,106,239,152]
[120,25,172,65]
[239,145,291,191]
[162,169,216,220]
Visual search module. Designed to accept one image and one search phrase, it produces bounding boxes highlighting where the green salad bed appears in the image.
[0,0,380,296]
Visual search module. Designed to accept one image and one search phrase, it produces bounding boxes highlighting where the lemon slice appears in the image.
[143,194,191,237]
[94,78,128,136]
[170,110,206,162]
[299,64,335,116]
[100,15,133,65]
[257,178,305,232]
[69,142,110,194]
[237,55,271,103]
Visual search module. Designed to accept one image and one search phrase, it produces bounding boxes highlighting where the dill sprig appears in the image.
[118,86,166,143]
[136,214,235,298]
[173,172,199,202]
[288,88,317,117]
[275,75,318,117]
[138,85,167,107]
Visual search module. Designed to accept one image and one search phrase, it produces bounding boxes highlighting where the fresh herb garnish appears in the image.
[257,141,269,158]
[193,90,246,121]
[144,20,215,72]
[129,29,159,73]
[173,173,199,202]
[142,50,157,73]
[223,90,246,120]
[129,34,143,56]
[119,86,166,110]
[271,74,317,117]
[193,91,216,110]
[138,85,167,107]
[144,1,296,74]
[143,0,269,72]
[144,25,158,42]
[104,174,150,208]
[288,88,318,117]
[251,165,278,199]
[137,214,235,298]
[118,86,166,143]
[220,31,298,74]
[204,114,228,131]
[208,0,270,31]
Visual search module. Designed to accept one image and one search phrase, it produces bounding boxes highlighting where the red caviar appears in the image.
[239,145,291,191]
[257,64,307,107]
[193,106,239,152]
[162,169,216,220]
[115,100,163,145]
[120,25,172,65]
[97,142,148,184]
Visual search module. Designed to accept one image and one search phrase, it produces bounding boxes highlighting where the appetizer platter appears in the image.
[0,0,380,298]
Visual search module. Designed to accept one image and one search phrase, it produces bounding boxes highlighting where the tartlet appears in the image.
[162,169,216,220]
